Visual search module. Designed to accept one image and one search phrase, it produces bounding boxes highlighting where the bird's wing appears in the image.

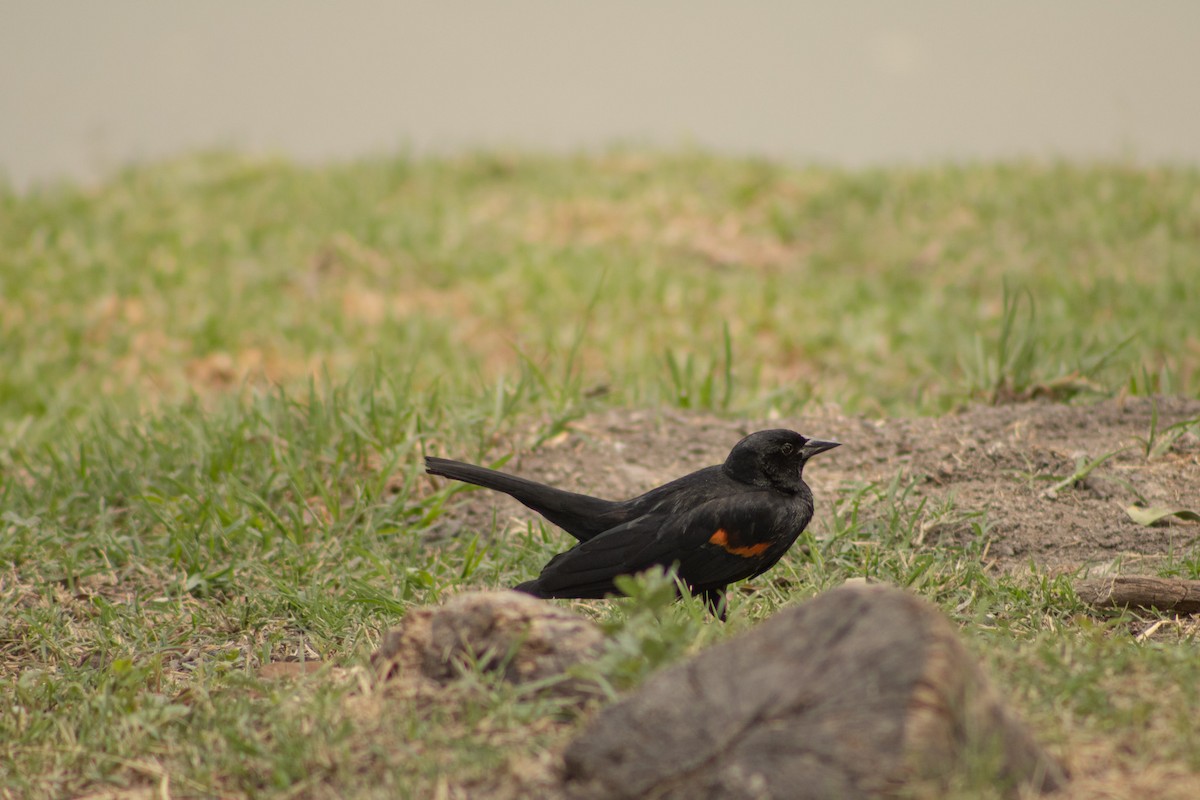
[530,490,795,597]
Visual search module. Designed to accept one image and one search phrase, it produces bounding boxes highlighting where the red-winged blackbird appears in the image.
[425,429,839,618]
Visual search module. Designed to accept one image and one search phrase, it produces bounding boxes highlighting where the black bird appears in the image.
[425,429,839,618]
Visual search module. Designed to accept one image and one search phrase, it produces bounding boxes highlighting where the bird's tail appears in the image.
[425,456,620,541]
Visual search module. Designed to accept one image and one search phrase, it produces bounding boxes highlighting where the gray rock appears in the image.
[563,583,1065,799]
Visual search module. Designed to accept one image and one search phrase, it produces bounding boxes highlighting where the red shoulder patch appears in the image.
[708,528,771,558]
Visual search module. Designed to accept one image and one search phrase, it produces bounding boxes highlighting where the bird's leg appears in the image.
[700,588,728,622]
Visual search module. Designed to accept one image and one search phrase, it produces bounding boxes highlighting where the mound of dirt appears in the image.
[426,397,1200,575]
[371,591,604,699]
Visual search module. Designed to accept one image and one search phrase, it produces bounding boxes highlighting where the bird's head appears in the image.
[723,428,840,493]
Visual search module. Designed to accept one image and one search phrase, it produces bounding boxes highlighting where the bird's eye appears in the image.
[781,443,795,455]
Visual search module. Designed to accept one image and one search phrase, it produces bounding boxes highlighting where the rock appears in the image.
[371,591,604,698]
[562,583,1065,799]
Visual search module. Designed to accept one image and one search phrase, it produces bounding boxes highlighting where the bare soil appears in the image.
[430,397,1200,576]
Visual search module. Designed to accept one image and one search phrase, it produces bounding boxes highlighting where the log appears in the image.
[562,583,1065,800]
[1075,576,1200,615]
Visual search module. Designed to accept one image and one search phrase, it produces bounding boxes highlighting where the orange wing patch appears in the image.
[708,528,772,558]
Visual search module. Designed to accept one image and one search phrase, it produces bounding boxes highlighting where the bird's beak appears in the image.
[801,439,840,459]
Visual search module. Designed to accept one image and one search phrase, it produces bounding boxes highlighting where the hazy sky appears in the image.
[4,1,1199,186]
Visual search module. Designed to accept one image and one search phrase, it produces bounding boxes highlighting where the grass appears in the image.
[4,150,1200,437]
[2,149,1200,797]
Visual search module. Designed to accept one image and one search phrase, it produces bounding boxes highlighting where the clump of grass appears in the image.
[1040,447,1133,498]
[961,283,1136,405]
[1134,399,1200,459]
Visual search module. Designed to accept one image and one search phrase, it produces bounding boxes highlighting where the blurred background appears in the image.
[4,0,1200,188]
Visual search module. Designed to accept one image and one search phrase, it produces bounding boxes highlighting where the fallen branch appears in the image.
[1075,576,1200,615]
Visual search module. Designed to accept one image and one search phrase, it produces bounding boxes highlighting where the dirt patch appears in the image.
[428,397,1200,575]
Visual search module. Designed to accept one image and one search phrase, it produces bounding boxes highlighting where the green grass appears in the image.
[2,150,1200,798]
[4,150,1199,438]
